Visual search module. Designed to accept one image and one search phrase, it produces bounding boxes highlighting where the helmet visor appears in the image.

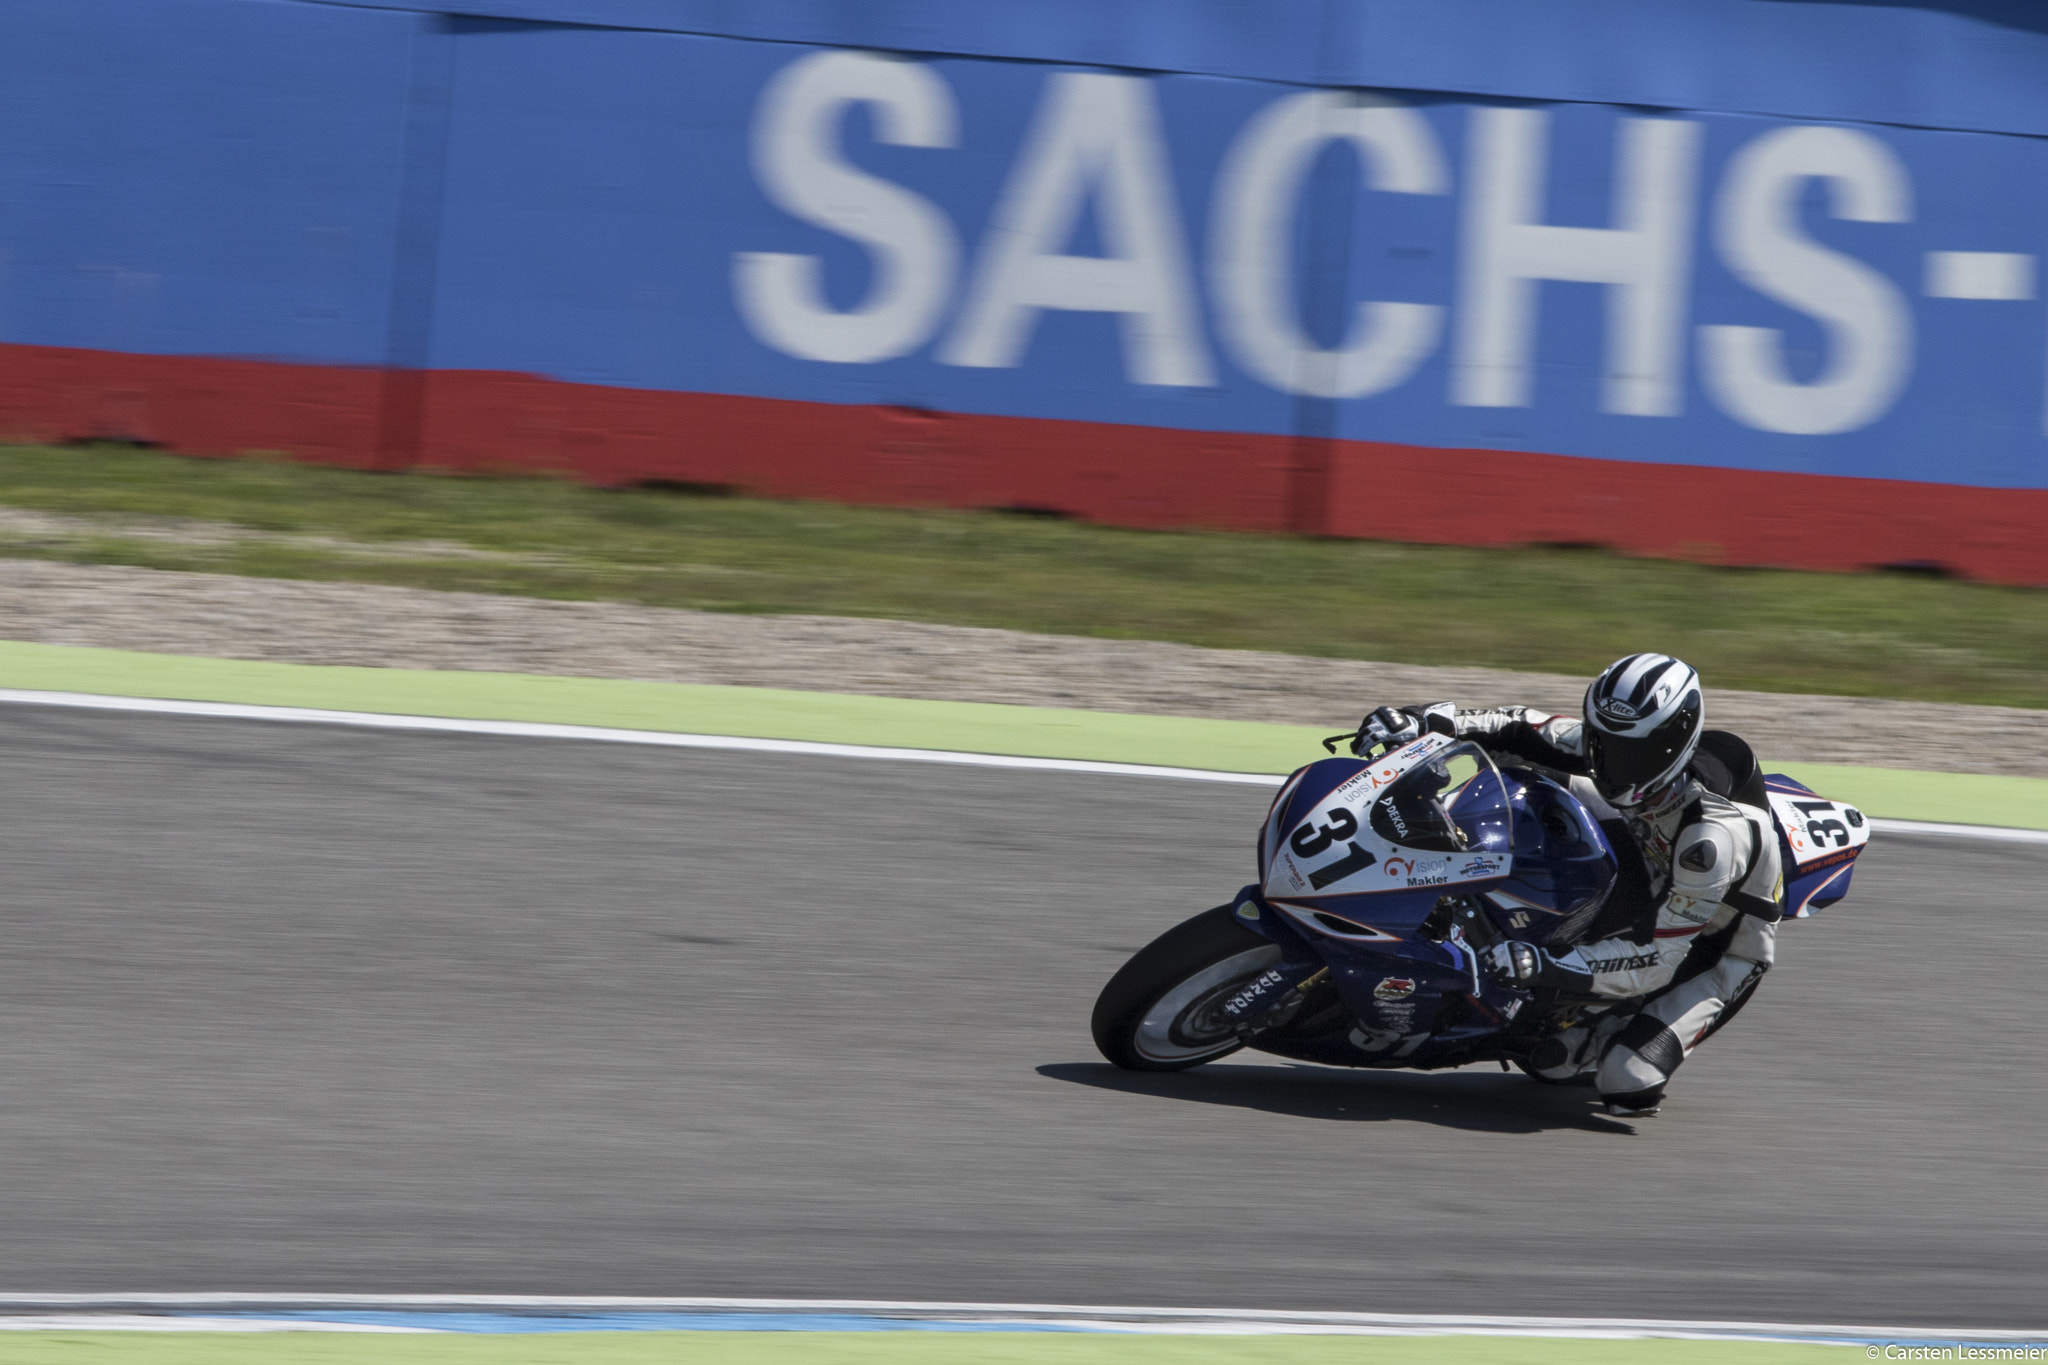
[1584,695,1700,802]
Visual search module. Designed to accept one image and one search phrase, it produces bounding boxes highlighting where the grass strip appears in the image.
[0,442,2043,710]
[0,641,1329,774]
[0,640,2039,829]
[1765,764,2048,832]
[0,1330,1867,1365]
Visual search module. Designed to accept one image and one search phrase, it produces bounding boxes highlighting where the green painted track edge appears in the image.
[0,640,2041,830]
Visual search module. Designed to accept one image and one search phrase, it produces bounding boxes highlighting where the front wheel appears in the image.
[1091,904,1282,1071]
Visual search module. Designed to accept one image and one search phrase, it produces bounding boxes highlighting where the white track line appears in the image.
[0,688,1281,786]
[0,1294,2037,1344]
[1868,817,2048,844]
[0,1315,428,1333]
[1,687,2043,844]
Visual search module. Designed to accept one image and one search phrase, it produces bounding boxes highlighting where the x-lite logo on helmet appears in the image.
[1590,654,1691,733]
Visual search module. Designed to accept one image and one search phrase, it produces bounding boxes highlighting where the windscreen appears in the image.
[1368,742,1513,855]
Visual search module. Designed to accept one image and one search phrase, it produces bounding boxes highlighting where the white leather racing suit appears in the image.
[1453,706,1785,1111]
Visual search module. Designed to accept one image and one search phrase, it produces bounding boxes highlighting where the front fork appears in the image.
[1221,887,1333,1037]
[1228,886,1475,1043]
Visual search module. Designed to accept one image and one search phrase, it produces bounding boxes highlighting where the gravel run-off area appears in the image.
[0,560,2040,777]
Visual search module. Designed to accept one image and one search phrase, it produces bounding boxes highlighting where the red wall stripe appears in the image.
[1,342,2039,586]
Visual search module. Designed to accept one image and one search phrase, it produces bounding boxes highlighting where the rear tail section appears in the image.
[1761,775,1873,917]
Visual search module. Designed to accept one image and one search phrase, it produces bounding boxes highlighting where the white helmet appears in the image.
[1582,653,1703,808]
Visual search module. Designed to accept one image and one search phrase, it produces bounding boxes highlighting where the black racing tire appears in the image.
[1090,904,1281,1072]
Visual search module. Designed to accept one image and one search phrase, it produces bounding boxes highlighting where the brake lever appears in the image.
[1323,728,1399,758]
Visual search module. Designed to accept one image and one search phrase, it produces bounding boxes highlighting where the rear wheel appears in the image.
[1091,905,1282,1071]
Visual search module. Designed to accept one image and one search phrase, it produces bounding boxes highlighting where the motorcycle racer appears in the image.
[1356,653,1783,1118]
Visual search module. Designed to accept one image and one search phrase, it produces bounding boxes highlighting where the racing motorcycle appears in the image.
[1090,722,1870,1078]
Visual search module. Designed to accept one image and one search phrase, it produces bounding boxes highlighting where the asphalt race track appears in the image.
[0,704,2041,1328]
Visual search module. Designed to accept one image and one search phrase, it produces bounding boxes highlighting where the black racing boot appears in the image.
[1602,1085,1665,1118]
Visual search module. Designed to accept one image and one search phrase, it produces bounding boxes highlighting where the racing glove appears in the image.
[1481,941,1595,994]
[1354,702,1456,755]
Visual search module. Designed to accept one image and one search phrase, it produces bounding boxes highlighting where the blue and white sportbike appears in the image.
[1091,722,1869,1077]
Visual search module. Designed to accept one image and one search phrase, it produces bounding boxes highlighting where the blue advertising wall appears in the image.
[429,11,2048,486]
[0,0,426,367]
[2,0,2047,577]
[304,0,2048,137]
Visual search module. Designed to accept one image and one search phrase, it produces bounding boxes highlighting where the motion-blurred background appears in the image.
[0,0,2044,1353]
[0,0,2045,711]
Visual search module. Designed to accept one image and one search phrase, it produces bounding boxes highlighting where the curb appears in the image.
[0,1294,2039,1344]
[1,640,2043,831]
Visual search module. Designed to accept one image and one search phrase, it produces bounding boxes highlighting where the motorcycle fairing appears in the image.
[1483,766,1619,943]
[1762,775,1873,917]
[1237,886,1528,1070]
[1270,902,1404,943]
[1238,744,1624,1069]
[1259,738,1515,911]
